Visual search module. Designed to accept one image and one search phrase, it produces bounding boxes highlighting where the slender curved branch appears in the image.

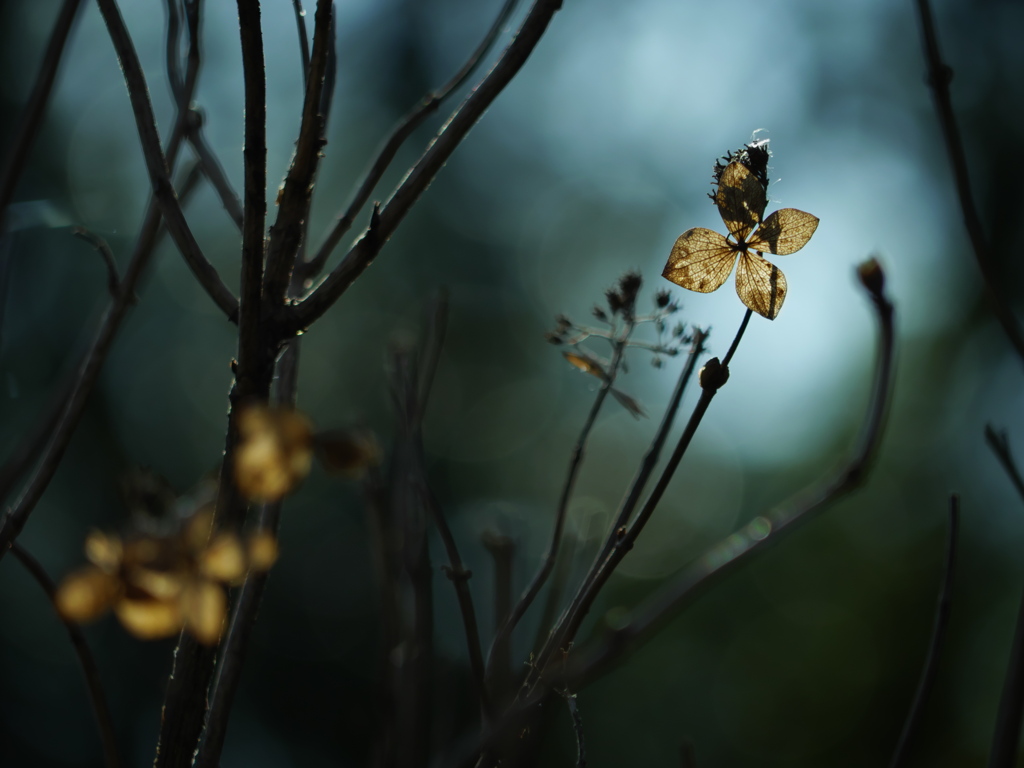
[94,0,239,321]
[485,316,635,684]
[302,0,521,281]
[11,542,122,768]
[561,273,896,688]
[287,0,561,333]
[889,493,960,768]
[985,428,1024,768]
[0,0,85,230]
[291,0,311,82]
[914,0,1024,365]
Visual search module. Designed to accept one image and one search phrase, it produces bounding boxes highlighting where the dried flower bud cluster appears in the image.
[55,509,278,644]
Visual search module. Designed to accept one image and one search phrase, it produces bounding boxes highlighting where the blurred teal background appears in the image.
[1,0,1023,765]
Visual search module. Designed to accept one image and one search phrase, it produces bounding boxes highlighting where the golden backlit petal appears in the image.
[715,162,767,240]
[182,580,227,645]
[129,567,188,600]
[247,532,279,572]
[747,209,819,255]
[183,506,215,552]
[115,596,183,640]
[562,351,608,381]
[662,228,736,293]
[235,406,314,502]
[55,567,121,623]
[736,253,787,320]
[84,530,122,573]
[198,533,247,583]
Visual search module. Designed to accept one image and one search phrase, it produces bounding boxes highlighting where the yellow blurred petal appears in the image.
[55,567,121,623]
[234,406,313,502]
[747,208,819,255]
[736,253,787,320]
[662,228,735,294]
[562,351,607,381]
[199,533,247,583]
[115,597,183,640]
[247,532,279,572]
[182,580,227,645]
[715,162,766,240]
[84,531,122,573]
[183,506,215,552]
[129,567,188,600]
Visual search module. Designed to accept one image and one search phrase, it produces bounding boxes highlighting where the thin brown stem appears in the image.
[914,0,1024,364]
[94,0,239,321]
[71,227,121,298]
[291,0,311,81]
[287,0,562,333]
[10,542,122,768]
[0,0,85,229]
[262,0,333,305]
[486,316,634,684]
[890,494,960,768]
[561,275,895,688]
[303,0,521,281]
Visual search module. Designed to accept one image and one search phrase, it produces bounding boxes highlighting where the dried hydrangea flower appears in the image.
[662,161,818,320]
[234,406,314,502]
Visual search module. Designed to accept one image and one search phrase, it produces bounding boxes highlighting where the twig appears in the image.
[10,542,122,768]
[422,484,493,720]
[290,0,311,82]
[561,272,896,688]
[72,226,121,298]
[564,692,586,768]
[94,0,239,321]
[0,0,85,230]
[287,0,562,332]
[889,493,960,768]
[985,427,1024,503]
[914,0,1024,365]
[486,314,635,685]
[0,160,204,562]
[985,428,1024,768]
[302,0,521,281]
[537,319,744,684]
[262,0,333,305]
[186,109,244,231]
[483,530,515,704]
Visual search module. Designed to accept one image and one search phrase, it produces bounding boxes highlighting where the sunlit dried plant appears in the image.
[547,272,689,417]
[55,509,278,644]
[234,406,314,502]
[662,152,819,320]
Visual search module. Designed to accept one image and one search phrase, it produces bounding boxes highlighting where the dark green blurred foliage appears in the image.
[2,0,1024,766]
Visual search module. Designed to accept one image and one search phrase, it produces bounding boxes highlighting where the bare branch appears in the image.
[0,0,85,229]
[187,108,245,231]
[302,0,521,281]
[0,162,203,561]
[11,542,122,768]
[94,0,239,321]
[889,494,960,768]
[262,0,334,305]
[985,426,1024,504]
[486,314,636,684]
[560,272,896,688]
[914,0,1024,365]
[286,0,562,333]
[291,0,311,82]
[564,692,586,768]
[71,226,121,298]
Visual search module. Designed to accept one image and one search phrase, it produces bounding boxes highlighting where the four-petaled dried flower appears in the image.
[55,509,278,644]
[662,161,818,320]
[234,406,314,502]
